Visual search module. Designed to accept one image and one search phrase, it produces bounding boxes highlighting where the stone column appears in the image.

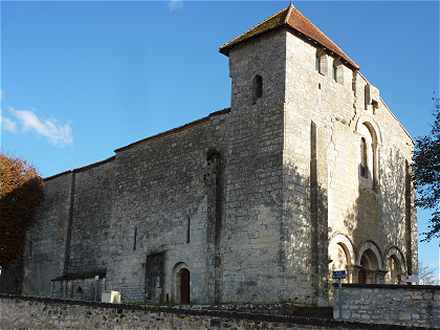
[350,265,362,284]
[375,270,387,284]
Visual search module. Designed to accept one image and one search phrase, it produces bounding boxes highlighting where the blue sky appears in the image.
[1,1,439,279]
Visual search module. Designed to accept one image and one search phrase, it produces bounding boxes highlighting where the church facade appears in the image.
[20,5,418,306]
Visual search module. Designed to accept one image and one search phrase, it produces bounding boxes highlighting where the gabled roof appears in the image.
[219,4,359,70]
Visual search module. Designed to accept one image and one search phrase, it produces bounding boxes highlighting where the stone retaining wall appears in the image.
[0,294,426,330]
[334,284,440,329]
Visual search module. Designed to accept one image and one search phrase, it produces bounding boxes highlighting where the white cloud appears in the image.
[168,0,183,12]
[0,115,18,133]
[9,108,73,146]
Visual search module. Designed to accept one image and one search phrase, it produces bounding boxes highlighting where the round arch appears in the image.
[385,246,407,275]
[385,246,406,273]
[354,115,382,146]
[356,241,384,270]
[329,233,356,266]
[329,233,356,283]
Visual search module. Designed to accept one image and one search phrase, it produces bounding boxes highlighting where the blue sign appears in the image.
[332,270,347,280]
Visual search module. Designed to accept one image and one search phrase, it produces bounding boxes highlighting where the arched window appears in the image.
[358,122,378,188]
[252,75,263,104]
[360,137,368,178]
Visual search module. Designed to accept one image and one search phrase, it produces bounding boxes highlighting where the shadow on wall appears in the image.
[0,176,44,294]
[337,147,409,284]
[282,159,329,305]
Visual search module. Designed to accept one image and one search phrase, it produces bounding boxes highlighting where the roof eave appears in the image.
[219,25,285,56]
[219,25,359,71]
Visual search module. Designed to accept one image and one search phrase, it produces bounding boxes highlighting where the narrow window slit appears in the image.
[186,216,191,243]
[252,75,263,104]
[133,226,137,251]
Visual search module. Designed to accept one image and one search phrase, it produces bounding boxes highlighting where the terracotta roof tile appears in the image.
[219,5,359,70]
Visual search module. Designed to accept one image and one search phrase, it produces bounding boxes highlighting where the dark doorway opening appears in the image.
[358,268,367,284]
[179,268,190,304]
[359,249,379,284]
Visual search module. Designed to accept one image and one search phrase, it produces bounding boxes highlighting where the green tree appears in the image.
[413,93,440,242]
[0,154,44,266]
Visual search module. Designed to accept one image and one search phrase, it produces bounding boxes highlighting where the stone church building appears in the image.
[19,5,418,306]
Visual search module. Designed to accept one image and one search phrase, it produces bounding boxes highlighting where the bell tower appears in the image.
[217,7,290,303]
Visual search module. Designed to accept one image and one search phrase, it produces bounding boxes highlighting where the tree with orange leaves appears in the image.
[0,154,44,266]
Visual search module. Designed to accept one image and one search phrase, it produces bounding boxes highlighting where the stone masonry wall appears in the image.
[20,110,229,304]
[67,159,114,275]
[22,172,72,297]
[222,29,286,303]
[334,284,440,328]
[284,26,417,286]
[0,294,423,330]
[0,258,23,294]
[107,110,228,304]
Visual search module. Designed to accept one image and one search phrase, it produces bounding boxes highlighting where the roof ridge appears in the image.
[284,3,294,24]
[289,7,357,68]
[219,5,359,69]
[219,5,289,50]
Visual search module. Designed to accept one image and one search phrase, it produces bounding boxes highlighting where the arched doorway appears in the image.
[386,255,402,284]
[384,247,406,284]
[329,234,355,283]
[178,268,190,304]
[359,249,379,284]
[330,243,351,283]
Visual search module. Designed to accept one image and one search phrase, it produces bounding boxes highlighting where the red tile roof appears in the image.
[219,5,359,70]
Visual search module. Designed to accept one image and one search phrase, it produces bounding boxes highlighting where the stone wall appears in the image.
[222,29,286,304]
[22,172,72,297]
[334,284,440,328]
[108,109,229,304]
[0,258,23,294]
[20,109,231,305]
[0,294,423,330]
[68,158,114,275]
[284,25,416,287]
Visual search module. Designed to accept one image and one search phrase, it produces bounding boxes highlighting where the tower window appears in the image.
[252,75,263,104]
[133,226,137,251]
[186,216,191,243]
[315,49,328,75]
[315,51,320,72]
[360,137,368,178]
[333,59,344,84]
